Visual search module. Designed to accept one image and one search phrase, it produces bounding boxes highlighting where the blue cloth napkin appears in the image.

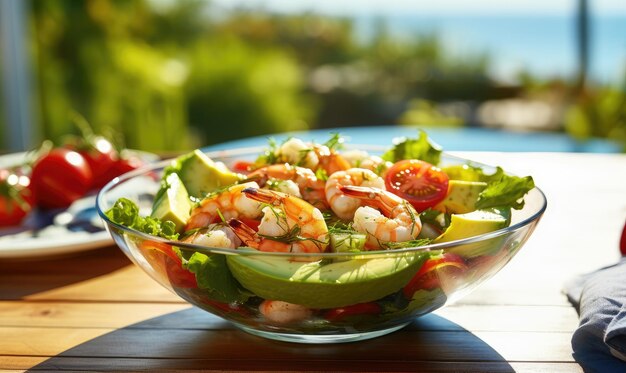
[565,258,626,372]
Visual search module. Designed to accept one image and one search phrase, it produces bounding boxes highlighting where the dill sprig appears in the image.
[324,132,345,151]
[257,224,328,250]
[255,137,279,165]
[296,148,313,166]
[381,238,432,250]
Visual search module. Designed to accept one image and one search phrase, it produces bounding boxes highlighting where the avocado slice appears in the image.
[434,208,511,258]
[172,149,244,199]
[150,172,192,232]
[434,180,487,214]
[441,164,484,182]
[226,251,429,308]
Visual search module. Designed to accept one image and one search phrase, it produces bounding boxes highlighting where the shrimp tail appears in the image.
[242,187,280,205]
[338,185,396,216]
[228,218,259,248]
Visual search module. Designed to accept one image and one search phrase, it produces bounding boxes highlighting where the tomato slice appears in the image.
[140,241,197,288]
[403,253,467,297]
[324,302,382,321]
[384,159,449,212]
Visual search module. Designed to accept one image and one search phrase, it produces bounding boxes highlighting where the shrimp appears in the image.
[259,300,313,324]
[275,137,319,170]
[339,185,422,249]
[246,164,327,209]
[185,182,263,230]
[325,168,386,220]
[272,137,349,177]
[341,149,393,175]
[312,143,351,177]
[229,188,328,253]
[181,224,241,249]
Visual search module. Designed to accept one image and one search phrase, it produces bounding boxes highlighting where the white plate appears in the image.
[0,150,158,259]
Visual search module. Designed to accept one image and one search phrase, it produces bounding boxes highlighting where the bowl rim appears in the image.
[96,144,547,258]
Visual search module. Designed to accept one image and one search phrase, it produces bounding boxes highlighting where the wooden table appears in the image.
[1,152,625,372]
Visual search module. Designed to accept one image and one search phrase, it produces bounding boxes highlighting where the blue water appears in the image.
[354,14,626,84]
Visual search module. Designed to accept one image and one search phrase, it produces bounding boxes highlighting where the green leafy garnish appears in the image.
[105,197,179,240]
[315,167,329,181]
[381,238,432,250]
[255,137,279,166]
[443,164,535,210]
[381,130,442,165]
[183,252,250,303]
[324,132,345,151]
[420,209,450,230]
[257,224,327,250]
[476,172,535,210]
[296,148,313,166]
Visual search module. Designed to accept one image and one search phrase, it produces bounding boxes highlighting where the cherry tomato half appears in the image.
[232,161,255,174]
[0,170,35,227]
[403,253,467,297]
[384,159,449,212]
[30,148,93,209]
[324,302,382,321]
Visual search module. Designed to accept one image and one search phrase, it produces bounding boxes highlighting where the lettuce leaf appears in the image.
[183,252,250,303]
[381,130,442,165]
[105,197,179,240]
[475,172,535,210]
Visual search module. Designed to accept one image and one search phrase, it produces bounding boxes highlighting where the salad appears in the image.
[105,131,535,332]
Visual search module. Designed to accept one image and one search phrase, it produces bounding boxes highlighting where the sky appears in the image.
[210,0,626,16]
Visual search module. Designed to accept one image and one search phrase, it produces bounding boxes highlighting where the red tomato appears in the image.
[324,302,382,321]
[232,161,255,174]
[76,136,118,189]
[111,155,145,176]
[0,170,35,227]
[141,241,197,288]
[98,155,146,187]
[30,149,93,209]
[403,253,467,297]
[384,159,449,212]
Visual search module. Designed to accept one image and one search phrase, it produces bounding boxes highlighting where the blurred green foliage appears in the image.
[565,88,626,149]
[30,0,313,151]
[27,0,496,151]
[398,100,463,127]
[18,0,624,152]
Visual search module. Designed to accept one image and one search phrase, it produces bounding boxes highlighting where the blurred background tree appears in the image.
[0,0,624,152]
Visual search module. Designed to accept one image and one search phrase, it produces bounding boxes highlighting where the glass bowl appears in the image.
[96,146,546,344]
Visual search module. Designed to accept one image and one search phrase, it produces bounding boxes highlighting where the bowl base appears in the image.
[234,322,410,344]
